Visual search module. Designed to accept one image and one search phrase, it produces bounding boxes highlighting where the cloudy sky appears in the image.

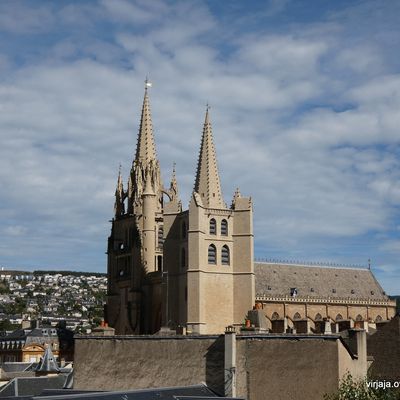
[0,0,399,294]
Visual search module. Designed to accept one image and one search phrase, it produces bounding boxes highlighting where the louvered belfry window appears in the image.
[221,219,228,236]
[221,245,230,265]
[209,218,216,235]
[208,244,216,264]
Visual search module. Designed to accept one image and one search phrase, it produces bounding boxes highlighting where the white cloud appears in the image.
[0,0,399,293]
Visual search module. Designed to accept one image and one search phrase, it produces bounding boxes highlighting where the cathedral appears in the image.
[105,83,254,335]
[105,83,396,336]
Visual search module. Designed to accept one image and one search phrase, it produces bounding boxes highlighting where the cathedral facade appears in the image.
[105,85,254,335]
[105,84,396,336]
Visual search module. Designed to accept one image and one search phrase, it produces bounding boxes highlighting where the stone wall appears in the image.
[74,333,366,400]
[73,335,225,394]
[368,315,400,381]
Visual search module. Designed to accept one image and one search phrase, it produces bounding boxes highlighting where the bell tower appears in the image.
[106,81,164,334]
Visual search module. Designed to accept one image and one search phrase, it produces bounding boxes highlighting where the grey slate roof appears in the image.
[255,262,387,300]
[0,374,68,397]
[0,362,35,373]
[35,346,60,373]
[15,383,234,400]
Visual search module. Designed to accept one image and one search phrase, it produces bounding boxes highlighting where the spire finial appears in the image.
[145,76,152,90]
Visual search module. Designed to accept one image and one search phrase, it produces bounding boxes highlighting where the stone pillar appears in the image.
[142,177,156,273]
[224,326,236,398]
[324,319,332,334]
[356,329,367,376]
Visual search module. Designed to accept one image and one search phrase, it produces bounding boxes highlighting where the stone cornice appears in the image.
[256,294,396,307]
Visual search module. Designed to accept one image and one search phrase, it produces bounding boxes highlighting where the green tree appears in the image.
[324,373,400,400]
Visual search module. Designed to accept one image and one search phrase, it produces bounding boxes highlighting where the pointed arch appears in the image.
[221,219,228,236]
[375,315,383,322]
[335,314,343,321]
[293,312,301,320]
[355,314,363,321]
[315,313,322,321]
[209,218,216,235]
[271,312,280,320]
[208,244,216,264]
[221,245,230,265]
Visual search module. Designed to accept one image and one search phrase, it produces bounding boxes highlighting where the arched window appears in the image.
[181,248,186,268]
[271,312,280,320]
[375,315,383,322]
[335,314,343,321]
[315,313,322,321]
[221,245,230,265]
[293,312,301,320]
[355,314,363,321]
[209,218,216,235]
[208,244,216,264]
[221,219,228,236]
[181,221,187,239]
[158,226,164,248]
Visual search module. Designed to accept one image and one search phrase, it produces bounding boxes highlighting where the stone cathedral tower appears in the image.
[106,84,254,335]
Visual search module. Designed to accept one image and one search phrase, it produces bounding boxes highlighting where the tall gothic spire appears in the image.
[135,84,157,163]
[129,80,162,213]
[194,107,224,209]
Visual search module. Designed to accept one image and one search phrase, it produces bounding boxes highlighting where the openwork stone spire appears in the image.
[135,85,157,163]
[128,82,162,212]
[194,107,224,209]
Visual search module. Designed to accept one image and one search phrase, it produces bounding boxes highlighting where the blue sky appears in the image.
[0,0,399,294]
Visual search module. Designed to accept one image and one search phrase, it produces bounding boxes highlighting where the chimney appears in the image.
[224,326,236,398]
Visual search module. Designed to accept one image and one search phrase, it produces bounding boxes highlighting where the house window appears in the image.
[209,218,216,235]
[315,313,322,321]
[375,315,383,322]
[208,244,216,264]
[293,312,301,320]
[181,248,186,268]
[356,314,363,321]
[335,314,343,321]
[221,219,228,236]
[221,245,230,265]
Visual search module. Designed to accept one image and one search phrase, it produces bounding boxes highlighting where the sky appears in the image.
[0,0,399,294]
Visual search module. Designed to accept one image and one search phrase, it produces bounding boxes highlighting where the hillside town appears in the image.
[0,269,106,333]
